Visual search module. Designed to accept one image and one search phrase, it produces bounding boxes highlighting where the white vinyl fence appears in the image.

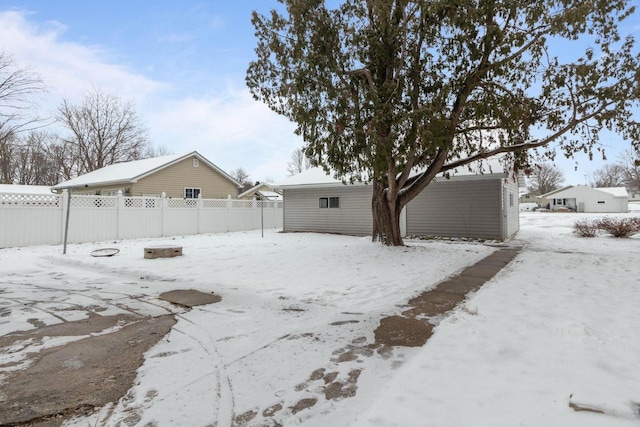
[0,190,283,248]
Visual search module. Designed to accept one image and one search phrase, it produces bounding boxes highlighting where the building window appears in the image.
[509,193,514,207]
[319,196,340,208]
[184,188,201,199]
[597,200,605,204]
[193,158,199,168]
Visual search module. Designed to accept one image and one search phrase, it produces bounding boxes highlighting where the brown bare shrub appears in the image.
[573,219,599,237]
[596,217,640,238]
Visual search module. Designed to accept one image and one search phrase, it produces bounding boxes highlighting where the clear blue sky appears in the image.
[1,1,638,185]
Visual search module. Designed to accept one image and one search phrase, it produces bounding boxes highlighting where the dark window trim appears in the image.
[184,187,201,199]
[319,196,340,209]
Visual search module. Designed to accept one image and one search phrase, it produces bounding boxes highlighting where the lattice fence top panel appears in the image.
[232,200,253,209]
[167,199,198,208]
[0,193,60,207]
[71,195,117,208]
[257,201,277,208]
[124,197,161,209]
[202,199,228,209]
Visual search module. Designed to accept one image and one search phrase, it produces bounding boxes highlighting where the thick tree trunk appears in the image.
[372,180,404,246]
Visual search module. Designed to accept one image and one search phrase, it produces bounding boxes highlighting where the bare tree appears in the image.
[145,144,173,158]
[590,164,625,187]
[286,147,311,176]
[13,131,61,185]
[0,52,46,141]
[0,131,18,184]
[0,52,46,183]
[0,130,62,185]
[620,151,640,194]
[526,163,565,195]
[40,137,77,182]
[230,167,253,192]
[57,89,150,175]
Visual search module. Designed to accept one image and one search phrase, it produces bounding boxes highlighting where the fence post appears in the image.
[116,190,124,240]
[197,193,202,235]
[161,192,167,237]
[227,195,232,232]
[273,199,278,228]
[61,190,69,249]
[252,196,258,231]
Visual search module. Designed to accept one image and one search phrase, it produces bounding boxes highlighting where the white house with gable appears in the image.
[540,186,628,213]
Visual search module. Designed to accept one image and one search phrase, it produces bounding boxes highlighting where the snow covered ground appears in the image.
[1,204,639,426]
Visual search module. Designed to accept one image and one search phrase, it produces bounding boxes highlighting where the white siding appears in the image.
[283,186,373,236]
[283,177,518,240]
[502,178,520,239]
[549,186,628,213]
[406,179,503,240]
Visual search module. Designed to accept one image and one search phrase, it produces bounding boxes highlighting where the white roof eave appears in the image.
[277,182,369,190]
[52,178,135,190]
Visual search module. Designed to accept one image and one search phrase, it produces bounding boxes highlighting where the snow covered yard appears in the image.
[354,208,640,427]
[0,205,639,426]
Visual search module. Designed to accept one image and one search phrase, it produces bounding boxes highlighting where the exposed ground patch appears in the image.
[0,315,176,426]
[158,289,221,307]
[375,247,520,347]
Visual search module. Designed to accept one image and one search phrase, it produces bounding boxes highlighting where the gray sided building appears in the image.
[279,169,520,241]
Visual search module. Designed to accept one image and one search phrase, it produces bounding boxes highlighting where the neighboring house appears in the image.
[276,162,521,241]
[238,182,283,201]
[51,152,243,199]
[539,186,629,213]
[537,186,571,210]
[519,192,540,206]
[627,189,640,202]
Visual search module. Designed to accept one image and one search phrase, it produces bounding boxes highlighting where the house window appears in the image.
[193,158,199,168]
[184,188,201,199]
[509,193,514,207]
[319,196,340,208]
[597,200,605,204]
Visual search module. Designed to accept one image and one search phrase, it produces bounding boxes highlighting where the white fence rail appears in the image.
[0,191,283,248]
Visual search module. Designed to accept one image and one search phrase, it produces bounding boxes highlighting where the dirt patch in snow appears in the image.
[0,315,176,426]
[158,289,221,307]
[290,397,317,414]
[374,247,521,347]
[374,315,434,347]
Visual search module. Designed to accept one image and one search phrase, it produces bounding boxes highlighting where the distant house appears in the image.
[539,186,629,213]
[52,152,243,199]
[628,189,640,202]
[519,192,540,206]
[277,162,522,241]
[238,182,283,201]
